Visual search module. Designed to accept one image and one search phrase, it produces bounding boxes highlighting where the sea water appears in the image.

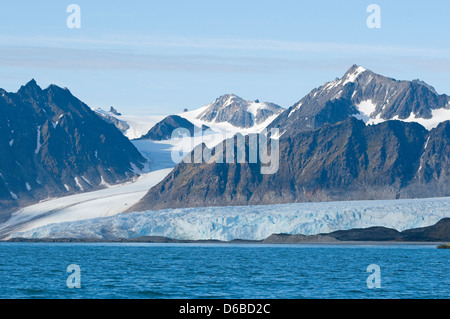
[0,243,448,299]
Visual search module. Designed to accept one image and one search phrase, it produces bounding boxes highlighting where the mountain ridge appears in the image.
[128,66,450,212]
[269,65,450,137]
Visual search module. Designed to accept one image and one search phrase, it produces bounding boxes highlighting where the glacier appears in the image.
[10,196,450,241]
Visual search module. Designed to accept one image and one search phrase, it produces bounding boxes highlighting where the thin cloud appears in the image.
[0,46,306,73]
[0,34,449,57]
[1,35,450,77]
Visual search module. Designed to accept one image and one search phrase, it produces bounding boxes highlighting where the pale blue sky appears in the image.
[0,0,449,115]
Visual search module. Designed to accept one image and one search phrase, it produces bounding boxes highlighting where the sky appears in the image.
[0,0,450,115]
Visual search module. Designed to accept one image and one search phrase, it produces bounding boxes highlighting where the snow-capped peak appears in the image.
[219,94,247,108]
[179,94,284,131]
[342,65,367,86]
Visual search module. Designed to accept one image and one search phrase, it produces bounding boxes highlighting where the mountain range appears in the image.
[128,65,450,212]
[139,94,284,141]
[1,65,449,221]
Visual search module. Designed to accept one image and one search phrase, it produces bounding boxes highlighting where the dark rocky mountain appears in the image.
[139,115,209,141]
[196,94,284,128]
[400,218,450,242]
[0,80,146,215]
[324,218,450,242]
[268,65,450,137]
[129,117,450,211]
[412,120,450,194]
[264,218,450,243]
[326,227,403,242]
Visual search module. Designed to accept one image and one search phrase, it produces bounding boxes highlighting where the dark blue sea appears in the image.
[0,243,448,299]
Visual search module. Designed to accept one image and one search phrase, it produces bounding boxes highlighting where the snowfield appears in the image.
[9,196,450,241]
[0,168,173,239]
[116,114,165,140]
[0,139,176,239]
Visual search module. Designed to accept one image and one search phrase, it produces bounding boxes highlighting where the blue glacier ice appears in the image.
[10,196,450,241]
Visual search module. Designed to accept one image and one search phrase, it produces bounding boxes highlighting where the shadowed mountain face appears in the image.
[0,80,146,214]
[414,120,450,187]
[139,115,208,141]
[129,117,450,212]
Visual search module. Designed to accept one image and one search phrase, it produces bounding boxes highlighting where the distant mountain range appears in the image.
[0,80,145,217]
[2,65,450,219]
[96,94,285,141]
[190,94,284,129]
[129,66,450,212]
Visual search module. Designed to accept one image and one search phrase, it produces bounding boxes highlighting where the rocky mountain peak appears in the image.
[196,94,284,129]
[269,66,450,137]
[18,78,43,97]
[342,64,368,83]
[213,94,247,108]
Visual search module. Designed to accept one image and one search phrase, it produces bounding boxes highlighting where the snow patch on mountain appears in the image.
[353,102,450,130]
[34,126,41,154]
[342,66,367,85]
[391,108,450,130]
[288,103,302,118]
[353,100,384,125]
[322,66,367,92]
[74,177,84,191]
